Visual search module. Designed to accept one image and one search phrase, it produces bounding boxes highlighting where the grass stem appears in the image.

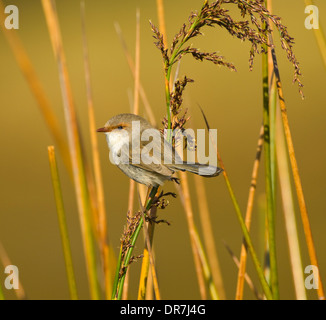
[262,27,279,298]
[80,2,112,299]
[276,107,307,300]
[42,0,99,299]
[48,146,78,300]
[235,123,264,300]
[270,37,325,300]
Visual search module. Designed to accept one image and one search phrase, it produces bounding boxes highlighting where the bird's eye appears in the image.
[117,125,123,130]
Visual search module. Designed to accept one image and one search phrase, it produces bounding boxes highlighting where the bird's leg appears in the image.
[157,190,177,199]
[170,176,180,184]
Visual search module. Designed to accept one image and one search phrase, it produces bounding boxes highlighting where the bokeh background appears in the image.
[0,0,325,299]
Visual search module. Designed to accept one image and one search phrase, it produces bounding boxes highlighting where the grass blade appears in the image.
[48,146,78,300]
[199,107,273,300]
[194,175,225,299]
[235,123,264,300]
[114,23,157,126]
[114,187,158,300]
[223,241,263,300]
[174,173,207,299]
[0,0,71,176]
[41,0,99,299]
[123,8,141,299]
[137,189,161,300]
[269,36,325,299]
[193,220,219,299]
[80,1,113,299]
[276,108,307,300]
[262,12,279,297]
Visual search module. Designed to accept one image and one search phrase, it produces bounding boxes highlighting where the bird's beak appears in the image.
[96,127,110,133]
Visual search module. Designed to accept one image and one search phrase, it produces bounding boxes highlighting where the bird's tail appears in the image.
[169,162,223,177]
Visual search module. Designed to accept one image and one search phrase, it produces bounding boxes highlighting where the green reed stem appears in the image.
[112,186,158,300]
[42,0,100,299]
[111,245,123,300]
[48,146,78,300]
[193,226,219,300]
[163,11,202,135]
[224,173,273,300]
[200,108,273,300]
[262,42,279,299]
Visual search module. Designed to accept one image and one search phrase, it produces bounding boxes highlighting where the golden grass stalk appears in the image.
[122,180,135,300]
[175,169,220,299]
[133,8,141,116]
[155,0,208,300]
[114,23,157,126]
[270,41,325,300]
[276,107,306,300]
[193,227,219,300]
[48,146,78,300]
[137,191,157,300]
[267,0,277,201]
[137,190,161,300]
[145,263,154,300]
[178,172,207,299]
[269,41,325,299]
[200,109,273,300]
[156,0,168,48]
[223,240,262,300]
[114,12,159,299]
[0,0,71,176]
[80,2,112,299]
[194,175,225,299]
[137,188,159,300]
[235,123,264,300]
[122,9,142,300]
[41,0,99,299]
[114,187,158,299]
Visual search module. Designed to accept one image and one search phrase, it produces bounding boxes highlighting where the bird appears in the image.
[97,113,222,187]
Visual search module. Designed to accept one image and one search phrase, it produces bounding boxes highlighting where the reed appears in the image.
[270,38,325,299]
[201,109,273,299]
[80,2,112,299]
[235,124,264,299]
[41,0,99,299]
[47,146,78,300]
[154,0,209,300]
[0,0,71,176]
[194,175,226,299]
[262,14,278,298]
[121,8,141,300]
[276,106,306,300]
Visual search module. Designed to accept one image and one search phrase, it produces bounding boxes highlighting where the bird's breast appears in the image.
[105,131,130,156]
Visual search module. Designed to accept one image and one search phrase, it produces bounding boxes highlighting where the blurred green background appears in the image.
[0,0,325,299]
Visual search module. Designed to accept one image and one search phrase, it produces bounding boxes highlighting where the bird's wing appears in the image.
[127,133,174,177]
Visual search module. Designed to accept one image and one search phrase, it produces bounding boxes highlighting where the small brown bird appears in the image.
[97,113,222,187]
